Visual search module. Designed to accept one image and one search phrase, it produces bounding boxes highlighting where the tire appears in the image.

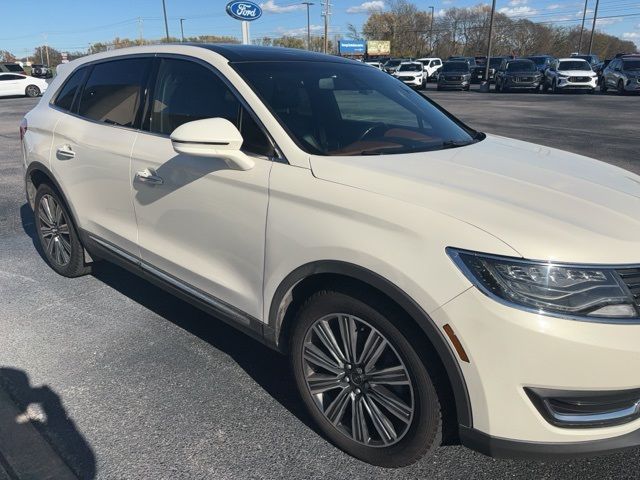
[495,81,501,93]
[552,80,559,94]
[290,290,443,468]
[542,81,549,93]
[600,80,607,93]
[617,80,625,95]
[463,85,470,91]
[34,183,91,277]
[436,85,442,91]
[25,85,40,97]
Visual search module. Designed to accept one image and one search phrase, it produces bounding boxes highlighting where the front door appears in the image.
[130,57,274,319]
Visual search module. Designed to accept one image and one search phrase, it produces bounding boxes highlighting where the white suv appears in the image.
[22,45,640,467]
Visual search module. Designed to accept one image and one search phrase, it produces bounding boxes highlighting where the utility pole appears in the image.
[577,0,588,53]
[43,33,50,66]
[302,2,314,51]
[481,0,496,92]
[321,0,331,54]
[162,0,170,42]
[587,0,600,54]
[180,18,185,42]
[138,17,144,44]
[429,6,435,54]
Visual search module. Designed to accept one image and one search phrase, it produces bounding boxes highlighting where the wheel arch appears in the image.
[268,260,473,430]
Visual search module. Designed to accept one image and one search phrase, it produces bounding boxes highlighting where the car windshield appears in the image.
[573,55,594,63]
[623,60,640,70]
[507,61,536,72]
[398,63,422,72]
[489,57,504,67]
[385,60,401,67]
[234,61,477,157]
[527,57,547,66]
[442,62,469,73]
[558,60,591,71]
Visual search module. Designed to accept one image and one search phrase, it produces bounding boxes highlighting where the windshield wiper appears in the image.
[441,140,475,149]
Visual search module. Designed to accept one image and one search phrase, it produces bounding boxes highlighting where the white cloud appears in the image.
[277,24,325,36]
[346,1,385,14]
[498,5,538,16]
[623,32,640,39]
[546,3,562,9]
[260,1,305,13]
[442,0,454,4]
[508,0,527,6]
[596,17,622,26]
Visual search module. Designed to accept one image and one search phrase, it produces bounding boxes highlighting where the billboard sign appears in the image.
[367,40,391,56]
[338,40,366,56]
[226,1,263,21]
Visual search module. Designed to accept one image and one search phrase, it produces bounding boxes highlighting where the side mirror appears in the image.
[170,118,255,171]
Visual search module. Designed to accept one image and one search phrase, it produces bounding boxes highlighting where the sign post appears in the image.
[226,1,262,44]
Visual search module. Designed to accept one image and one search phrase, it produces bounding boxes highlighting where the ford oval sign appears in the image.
[226,1,262,21]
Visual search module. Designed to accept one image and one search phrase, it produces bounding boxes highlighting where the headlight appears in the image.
[557,74,569,79]
[447,248,639,320]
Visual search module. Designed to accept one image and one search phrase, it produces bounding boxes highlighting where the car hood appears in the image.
[310,134,640,264]
[557,69,594,76]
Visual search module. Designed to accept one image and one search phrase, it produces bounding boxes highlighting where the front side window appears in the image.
[54,67,87,112]
[146,58,272,156]
[78,58,150,127]
[234,61,476,156]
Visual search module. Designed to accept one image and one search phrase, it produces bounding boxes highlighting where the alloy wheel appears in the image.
[302,314,414,447]
[38,194,72,266]
[26,85,40,97]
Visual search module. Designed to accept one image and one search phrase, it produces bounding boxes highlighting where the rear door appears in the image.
[51,57,151,255]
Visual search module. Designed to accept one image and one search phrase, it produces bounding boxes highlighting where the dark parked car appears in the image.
[473,56,510,82]
[31,64,53,78]
[494,59,542,93]
[0,62,26,75]
[600,55,640,94]
[571,53,601,70]
[523,55,555,73]
[437,61,471,90]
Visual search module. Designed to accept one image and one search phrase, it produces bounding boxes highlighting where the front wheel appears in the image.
[600,81,608,93]
[618,80,626,95]
[34,184,91,277]
[25,85,41,97]
[290,290,443,467]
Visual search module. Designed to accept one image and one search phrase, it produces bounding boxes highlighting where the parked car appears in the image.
[415,57,443,81]
[383,58,404,74]
[0,62,26,74]
[494,59,542,93]
[22,44,640,468]
[600,55,640,94]
[31,64,53,78]
[571,53,601,71]
[523,55,555,73]
[393,61,426,89]
[365,61,384,70]
[437,61,471,90]
[472,56,509,82]
[448,56,478,70]
[0,72,48,98]
[543,58,597,93]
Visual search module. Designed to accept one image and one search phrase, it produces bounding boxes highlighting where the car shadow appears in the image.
[20,202,318,437]
[0,367,96,479]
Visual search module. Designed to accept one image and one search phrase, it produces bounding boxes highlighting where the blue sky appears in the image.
[0,0,638,55]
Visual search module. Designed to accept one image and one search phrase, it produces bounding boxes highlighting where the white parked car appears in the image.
[543,58,597,93]
[392,61,426,89]
[0,72,47,98]
[416,57,443,81]
[365,61,384,70]
[22,44,640,467]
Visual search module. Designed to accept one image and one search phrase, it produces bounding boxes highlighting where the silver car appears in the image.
[600,55,640,94]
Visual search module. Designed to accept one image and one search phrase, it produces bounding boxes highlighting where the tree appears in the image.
[33,45,62,66]
[0,50,16,62]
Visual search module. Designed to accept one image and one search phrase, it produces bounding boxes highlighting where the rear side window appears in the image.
[0,74,23,80]
[78,58,150,127]
[6,64,23,72]
[54,67,87,112]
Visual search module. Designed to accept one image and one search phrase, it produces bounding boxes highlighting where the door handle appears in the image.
[134,168,163,185]
[56,145,75,160]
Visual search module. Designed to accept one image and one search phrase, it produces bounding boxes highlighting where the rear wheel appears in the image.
[617,80,625,95]
[291,290,443,467]
[34,184,91,277]
[25,85,40,97]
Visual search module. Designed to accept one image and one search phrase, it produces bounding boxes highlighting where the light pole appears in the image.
[588,0,600,54]
[480,0,497,92]
[162,0,170,42]
[302,2,314,51]
[429,6,434,54]
[578,0,588,53]
[180,18,185,42]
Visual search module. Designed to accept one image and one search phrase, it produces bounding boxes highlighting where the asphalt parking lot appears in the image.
[0,88,639,479]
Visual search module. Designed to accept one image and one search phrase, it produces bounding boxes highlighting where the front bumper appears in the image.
[556,77,597,89]
[503,78,540,90]
[438,79,470,89]
[431,286,640,454]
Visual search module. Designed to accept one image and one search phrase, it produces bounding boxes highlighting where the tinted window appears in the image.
[235,61,475,156]
[558,61,591,71]
[489,57,504,67]
[78,58,150,127]
[147,58,272,156]
[623,60,640,70]
[54,67,87,111]
[0,74,23,80]
[442,62,469,73]
[433,59,441,66]
[6,64,23,72]
[506,61,536,72]
[398,63,422,72]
